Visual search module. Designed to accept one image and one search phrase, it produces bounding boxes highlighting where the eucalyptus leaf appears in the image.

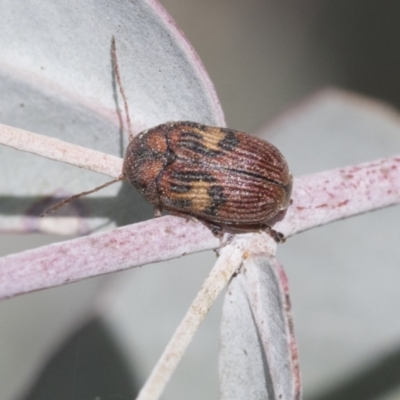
[220,253,300,400]
[0,0,224,234]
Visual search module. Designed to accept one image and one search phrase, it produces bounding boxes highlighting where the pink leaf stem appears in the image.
[0,216,219,299]
[0,156,400,299]
[0,123,122,178]
[277,156,400,236]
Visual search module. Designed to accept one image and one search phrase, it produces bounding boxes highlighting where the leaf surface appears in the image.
[220,253,300,400]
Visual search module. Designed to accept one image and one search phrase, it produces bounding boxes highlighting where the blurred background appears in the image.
[2,1,400,399]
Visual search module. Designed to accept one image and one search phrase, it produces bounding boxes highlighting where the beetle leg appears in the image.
[201,220,225,237]
[263,225,286,243]
[215,222,285,243]
[153,206,163,217]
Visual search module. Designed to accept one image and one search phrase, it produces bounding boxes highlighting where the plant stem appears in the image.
[0,123,122,177]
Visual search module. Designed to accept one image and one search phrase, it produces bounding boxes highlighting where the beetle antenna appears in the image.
[112,36,134,142]
[40,174,125,217]
[41,38,131,217]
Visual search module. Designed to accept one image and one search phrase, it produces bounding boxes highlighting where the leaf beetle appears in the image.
[122,120,292,240]
[42,38,292,241]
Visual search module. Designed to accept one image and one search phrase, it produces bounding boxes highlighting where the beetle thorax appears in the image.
[123,128,171,204]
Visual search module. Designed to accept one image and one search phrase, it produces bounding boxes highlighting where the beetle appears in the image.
[122,120,292,239]
[42,38,292,241]
[42,120,292,241]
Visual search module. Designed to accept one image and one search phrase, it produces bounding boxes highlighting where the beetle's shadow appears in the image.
[0,181,155,230]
